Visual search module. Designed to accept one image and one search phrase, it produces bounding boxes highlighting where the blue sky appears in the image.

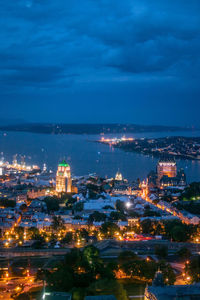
[0,0,200,126]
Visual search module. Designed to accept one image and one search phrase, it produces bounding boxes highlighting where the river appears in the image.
[0,130,200,182]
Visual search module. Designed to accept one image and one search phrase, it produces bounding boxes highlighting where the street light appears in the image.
[186,276,191,280]
[126,202,131,209]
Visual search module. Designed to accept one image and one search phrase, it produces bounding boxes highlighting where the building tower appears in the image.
[21,155,26,168]
[56,160,72,193]
[157,159,177,187]
[115,170,123,181]
[13,154,17,166]
[42,163,47,173]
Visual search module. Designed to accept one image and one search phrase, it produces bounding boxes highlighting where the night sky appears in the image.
[0,0,200,126]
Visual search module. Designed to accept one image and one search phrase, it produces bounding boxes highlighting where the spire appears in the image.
[115,170,122,181]
[59,159,69,167]
[152,269,165,287]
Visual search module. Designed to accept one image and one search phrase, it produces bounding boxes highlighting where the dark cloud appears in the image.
[0,0,199,124]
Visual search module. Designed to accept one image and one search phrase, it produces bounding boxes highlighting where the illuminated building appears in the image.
[157,159,177,187]
[13,154,17,166]
[115,171,123,181]
[43,163,47,173]
[144,270,200,300]
[27,188,48,199]
[56,160,72,193]
[21,155,26,168]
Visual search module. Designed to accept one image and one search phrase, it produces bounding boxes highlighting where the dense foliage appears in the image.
[0,198,16,208]
[118,251,175,285]
[40,246,117,292]
[181,182,200,201]
[140,219,196,242]
[185,255,200,283]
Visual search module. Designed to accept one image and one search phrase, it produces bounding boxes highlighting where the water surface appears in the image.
[0,131,200,182]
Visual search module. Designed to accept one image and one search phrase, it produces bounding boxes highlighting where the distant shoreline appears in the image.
[0,123,198,135]
[98,136,200,161]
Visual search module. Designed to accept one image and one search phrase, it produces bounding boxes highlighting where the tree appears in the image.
[155,245,168,259]
[89,211,106,223]
[19,203,27,212]
[157,260,176,285]
[47,267,74,291]
[100,222,120,238]
[163,195,173,203]
[143,208,161,217]
[62,232,73,244]
[121,259,156,280]
[65,196,77,210]
[103,205,114,210]
[45,246,116,292]
[72,288,85,300]
[0,198,16,208]
[51,216,65,231]
[86,183,103,199]
[181,182,200,201]
[185,256,200,283]
[118,251,138,264]
[141,219,154,234]
[82,245,101,270]
[44,197,59,212]
[74,202,84,212]
[116,200,125,213]
[14,226,24,239]
[164,220,194,242]
[176,247,191,259]
[27,227,39,239]
[87,279,128,300]
[119,257,175,285]
[32,238,45,249]
[35,268,49,281]
[109,211,127,221]
[79,229,89,240]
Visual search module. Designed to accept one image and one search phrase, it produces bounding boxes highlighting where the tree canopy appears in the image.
[181,182,200,201]
[100,222,120,238]
[42,246,116,292]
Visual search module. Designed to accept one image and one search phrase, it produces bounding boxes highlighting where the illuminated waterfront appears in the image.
[0,131,200,182]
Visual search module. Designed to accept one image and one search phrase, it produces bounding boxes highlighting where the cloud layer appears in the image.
[0,0,200,124]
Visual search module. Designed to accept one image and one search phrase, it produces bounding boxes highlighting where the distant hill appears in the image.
[0,118,26,125]
[0,123,196,135]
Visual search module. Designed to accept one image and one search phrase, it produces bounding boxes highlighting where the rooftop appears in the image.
[43,292,72,300]
[85,296,116,300]
[59,160,69,167]
[147,283,200,300]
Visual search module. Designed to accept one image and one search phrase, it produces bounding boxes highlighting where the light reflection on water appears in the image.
[0,130,199,182]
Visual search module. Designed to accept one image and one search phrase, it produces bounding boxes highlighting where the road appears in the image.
[0,248,70,257]
[141,188,198,225]
[0,276,42,299]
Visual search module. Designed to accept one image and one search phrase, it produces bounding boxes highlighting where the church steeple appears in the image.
[152,269,165,287]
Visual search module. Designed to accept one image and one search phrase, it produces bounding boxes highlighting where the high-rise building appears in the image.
[56,160,72,193]
[157,159,177,187]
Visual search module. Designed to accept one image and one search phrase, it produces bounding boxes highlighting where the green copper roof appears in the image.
[59,160,69,167]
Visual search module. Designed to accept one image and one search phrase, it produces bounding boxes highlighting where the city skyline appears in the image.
[1,2,200,298]
[0,1,200,126]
